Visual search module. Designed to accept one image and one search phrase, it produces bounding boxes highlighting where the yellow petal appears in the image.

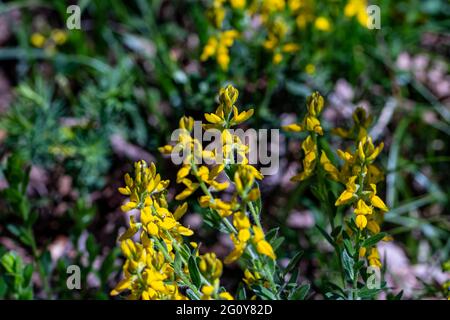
[282,123,302,132]
[370,195,389,212]
[110,278,131,296]
[256,240,276,260]
[355,214,367,230]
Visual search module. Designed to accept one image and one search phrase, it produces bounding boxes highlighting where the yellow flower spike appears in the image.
[307,92,325,116]
[355,214,368,230]
[369,184,389,211]
[219,84,239,114]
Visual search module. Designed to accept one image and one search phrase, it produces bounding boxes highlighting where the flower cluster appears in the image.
[286,93,389,286]
[201,0,371,69]
[283,92,324,182]
[160,84,278,295]
[321,109,389,268]
[112,160,231,300]
[31,29,67,53]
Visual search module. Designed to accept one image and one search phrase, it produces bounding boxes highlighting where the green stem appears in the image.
[29,231,51,298]
[154,238,201,299]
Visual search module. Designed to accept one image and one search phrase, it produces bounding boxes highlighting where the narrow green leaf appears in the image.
[316,225,335,246]
[289,283,310,300]
[283,250,304,277]
[188,256,201,288]
[362,232,387,248]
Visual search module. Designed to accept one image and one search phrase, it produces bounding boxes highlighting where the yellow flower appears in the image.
[199,253,223,281]
[367,220,381,234]
[219,292,234,300]
[354,199,373,215]
[118,215,141,241]
[335,176,358,206]
[31,33,46,48]
[305,63,316,75]
[283,91,324,135]
[368,248,382,267]
[344,0,369,27]
[252,226,276,260]
[288,0,302,11]
[369,184,389,212]
[50,29,67,45]
[357,136,384,163]
[229,0,246,9]
[113,161,201,300]
[320,151,340,181]
[201,285,215,300]
[355,214,367,230]
[314,16,331,31]
[201,30,239,71]
[273,53,283,64]
[282,43,300,53]
[291,135,317,182]
[359,247,367,258]
[243,269,262,286]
